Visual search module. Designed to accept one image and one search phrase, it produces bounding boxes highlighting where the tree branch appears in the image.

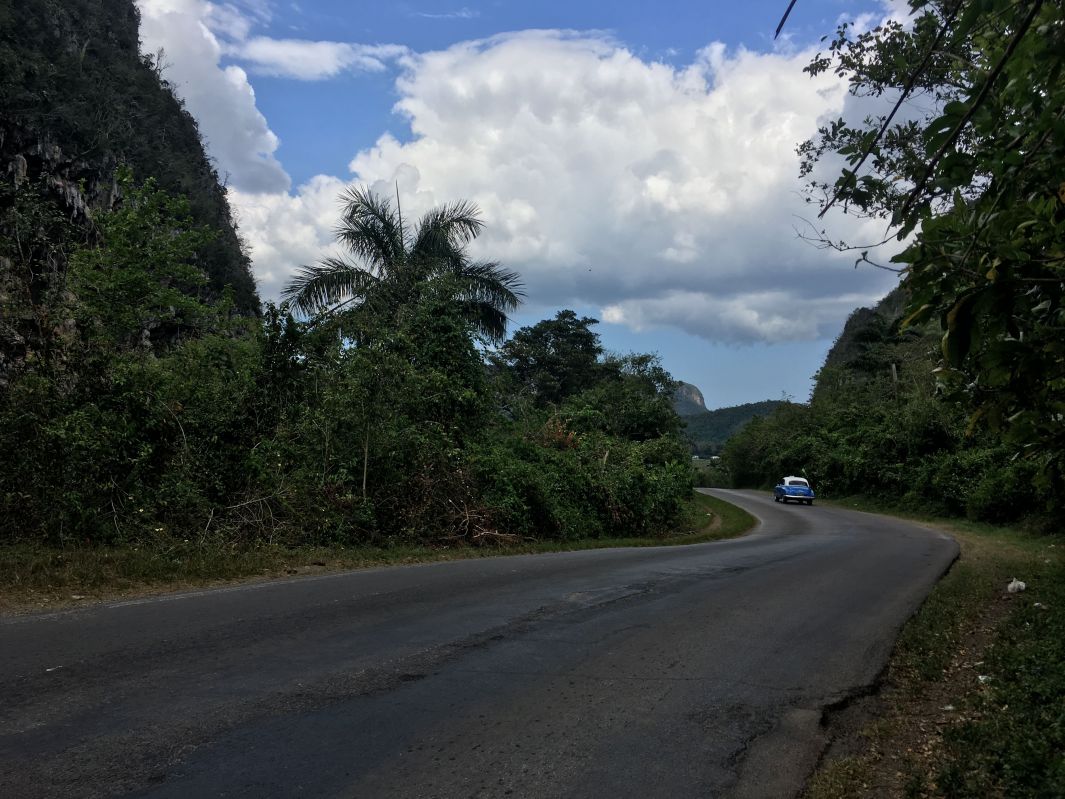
[896,0,1044,223]
[818,4,962,219]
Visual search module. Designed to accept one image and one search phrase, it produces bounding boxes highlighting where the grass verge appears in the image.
[0,490,754,615]
[805,497,1064,799]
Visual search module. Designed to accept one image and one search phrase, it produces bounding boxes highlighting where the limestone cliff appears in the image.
[672,381,708,416]
[0,0,258,308]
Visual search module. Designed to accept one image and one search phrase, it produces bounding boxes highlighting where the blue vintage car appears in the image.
[774,476,815,505]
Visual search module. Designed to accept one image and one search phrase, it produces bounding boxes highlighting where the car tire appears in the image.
[806,499,813,506]
[781,497,788,504]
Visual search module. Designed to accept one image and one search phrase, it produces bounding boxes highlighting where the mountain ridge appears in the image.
[671,383,784,456]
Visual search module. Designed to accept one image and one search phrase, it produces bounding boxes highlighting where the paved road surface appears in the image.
[0,490,957,798]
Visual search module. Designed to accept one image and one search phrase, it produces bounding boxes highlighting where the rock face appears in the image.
[673,381,708,416]
[0,0,261,386]
[0,0,259,311]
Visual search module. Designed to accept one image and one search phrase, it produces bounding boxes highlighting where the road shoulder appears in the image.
[0,490,756,616]
[803,508,1062,798]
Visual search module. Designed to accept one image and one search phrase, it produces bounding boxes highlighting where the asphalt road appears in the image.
[0,489,958,799]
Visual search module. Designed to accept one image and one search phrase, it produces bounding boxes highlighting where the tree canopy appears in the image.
[495,310,605,405]
[282,187,523,343]
[797,0,1065,486]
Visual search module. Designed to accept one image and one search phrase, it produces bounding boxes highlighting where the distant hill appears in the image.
[678,397,785,456]
[820,286,908,372]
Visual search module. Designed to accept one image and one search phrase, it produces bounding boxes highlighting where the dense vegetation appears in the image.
[681,400,783,457]
[0,0,694,551]
[765,0,1064,512]
[0,172,692,548]
[3,0,1058,550]
[721,289,1051,525]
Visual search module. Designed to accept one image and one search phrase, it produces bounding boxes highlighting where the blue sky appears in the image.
[256,0,866,186]
[138,0,902,409]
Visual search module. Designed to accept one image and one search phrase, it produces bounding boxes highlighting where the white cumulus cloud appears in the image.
[137,0,290,193]
[136,0,407,192]
[229,175,349,294]
[227,38,409,80]
[137,7,903,341]
[337,31,899,341]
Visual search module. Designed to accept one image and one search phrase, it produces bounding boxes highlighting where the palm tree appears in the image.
[281,187,523,342]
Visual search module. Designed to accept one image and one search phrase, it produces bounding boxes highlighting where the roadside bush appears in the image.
[692,460,729,488]
[470,427,690,542]
[1,168,695,553]
[470,434,601,540]
[965,456,1043,525]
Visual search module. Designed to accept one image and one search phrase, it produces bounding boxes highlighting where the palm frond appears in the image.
[454,299,512,343]
[280,258,379,317]
[335,186,407,273]
[455,261,525,312]
[301,187,522,340]
[412,200,484,261]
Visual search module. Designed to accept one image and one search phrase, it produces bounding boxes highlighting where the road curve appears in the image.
[0,490,957,799]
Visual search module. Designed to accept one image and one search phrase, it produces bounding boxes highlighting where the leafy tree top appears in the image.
[282,187,523,343]
[497,310,605,406]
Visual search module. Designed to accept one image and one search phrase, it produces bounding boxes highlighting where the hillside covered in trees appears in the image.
[722,288,1052,527]
[680,400,784,457]
[0,0,258,388]
[0,0,257,303]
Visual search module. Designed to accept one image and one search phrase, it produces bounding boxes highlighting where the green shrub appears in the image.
[965,456,1043,524]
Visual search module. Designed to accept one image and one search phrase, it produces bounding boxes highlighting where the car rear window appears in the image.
[786,479,808,486]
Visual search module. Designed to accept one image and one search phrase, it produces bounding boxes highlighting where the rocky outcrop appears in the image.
[0,0,261,387]
[0,0,259,311]
[673,381,708,416]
